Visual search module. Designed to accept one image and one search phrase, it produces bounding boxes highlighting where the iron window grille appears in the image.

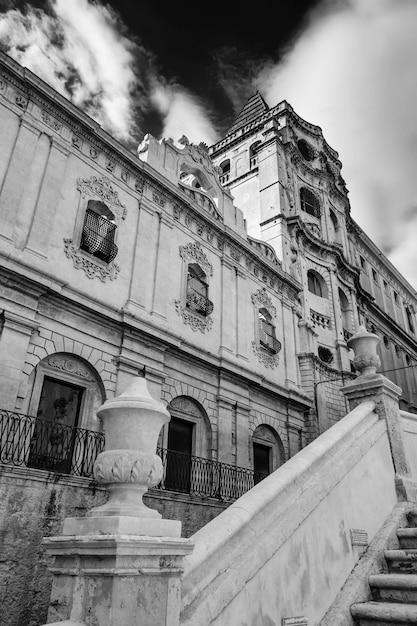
[80,208,118,263]
[186,275,214,317]
[300,187,321,218]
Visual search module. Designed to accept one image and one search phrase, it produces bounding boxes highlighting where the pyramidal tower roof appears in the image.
[226,92,270,136]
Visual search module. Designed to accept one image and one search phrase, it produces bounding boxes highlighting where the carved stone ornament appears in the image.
[64,238,120,282]
[77,175,127,220]
[170,397,202,416]
[175,301,213,333]
[94,450,163,488]
[252,341,279,368]
[251,287,277,317]
[41,110,62,132]
[48,355,91,379]
[15,93,28,109]
[179,241,213,276]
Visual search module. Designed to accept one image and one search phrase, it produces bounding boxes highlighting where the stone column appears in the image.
[41,377,193,626]
[342,325,417,503]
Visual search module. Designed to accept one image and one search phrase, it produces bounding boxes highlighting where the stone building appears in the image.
[1,51,417,625]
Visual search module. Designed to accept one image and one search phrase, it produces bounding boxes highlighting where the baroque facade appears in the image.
[0,53,417,521]
[1,49,417,626]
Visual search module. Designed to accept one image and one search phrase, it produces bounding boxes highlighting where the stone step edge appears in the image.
[351,600,417,620]
[385,549,417,560]
[369,573,417,589]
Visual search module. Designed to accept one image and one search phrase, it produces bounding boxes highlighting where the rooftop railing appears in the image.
[0,409,267,501]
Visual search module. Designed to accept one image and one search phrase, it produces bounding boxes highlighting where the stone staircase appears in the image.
[351,510,417,624]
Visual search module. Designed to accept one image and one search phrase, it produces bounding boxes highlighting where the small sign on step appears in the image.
[350,529,368,546]
[282,618,308,626]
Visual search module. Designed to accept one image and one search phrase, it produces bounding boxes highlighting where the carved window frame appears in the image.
[64,175,127,282]
[251,287,281,368]
[175,241,214,333]
[27,354,104,432]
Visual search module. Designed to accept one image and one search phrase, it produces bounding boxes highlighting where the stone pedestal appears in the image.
[41,377,194,626]
[43,535,193,626]
[343,326,417,503]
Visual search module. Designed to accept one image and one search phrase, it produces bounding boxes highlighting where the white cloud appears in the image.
[256,0,417,288]
[0,0,139,141]
[151,83,218,146]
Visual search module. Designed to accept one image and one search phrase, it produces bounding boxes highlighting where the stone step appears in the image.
[397,528,417,550]
[385,550,417,574]
[351,600,417,624]
[369,573,417,603]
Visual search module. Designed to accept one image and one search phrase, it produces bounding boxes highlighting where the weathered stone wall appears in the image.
[0,466,107,626]
[0,466,230,626]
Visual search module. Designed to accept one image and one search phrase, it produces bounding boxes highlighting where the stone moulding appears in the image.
[251,287,277,318]
[175,300,213,333]
[179,241,213,276]
[64,238,120,282]
[48,355,91,379]
[251,341,280,368]
[77,175,127,220]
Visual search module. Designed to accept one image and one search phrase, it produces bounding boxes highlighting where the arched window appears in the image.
[339,288,351,335]
[23,353,105,475]
[308,270,327,298]
[300,187,321,218]
[258,307,280,354]
[186,264,213,317]
[219,159,230,175]
[406,306,415,334]
[162,396,211,494]
[249,141,261,168]
[297,139,314,161]
[252,424,285,484]
[80,199,118,263]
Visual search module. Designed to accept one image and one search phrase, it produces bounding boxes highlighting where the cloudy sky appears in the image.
[0,0,416,290]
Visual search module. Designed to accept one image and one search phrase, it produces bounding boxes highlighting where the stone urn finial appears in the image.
[347,325,381,376]
[88,376,170,520]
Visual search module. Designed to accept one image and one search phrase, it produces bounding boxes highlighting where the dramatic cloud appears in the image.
[0,0,217,147]
[256,0,417,288]
[151,82,218,146]
[0,0,143,141]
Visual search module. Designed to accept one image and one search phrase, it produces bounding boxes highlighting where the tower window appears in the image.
[307,270,327,298]
[300,187,321,218]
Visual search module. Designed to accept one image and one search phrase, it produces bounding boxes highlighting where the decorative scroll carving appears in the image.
[252,341,279,368]
[251,287,276,317]
[15,93,28,109]
[170,397,202,416]
[41,110,62,132]
[77,175,127,220]
[175,301,213,332]
[48,355,91,378]
[64,238,120,282]
[179,241,213,276]
[94,450,163,488]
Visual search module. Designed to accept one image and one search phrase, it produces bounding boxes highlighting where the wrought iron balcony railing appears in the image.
[155,448,268,501]
[0,410,268,501]
[259,324,281,355]
[186,286,214,317]
[81,209,118,263]
[0,409,105,477]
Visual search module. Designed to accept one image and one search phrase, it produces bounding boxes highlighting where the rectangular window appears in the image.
[394,291,399,305]
[360,256,366,270]
[372,268,378,283]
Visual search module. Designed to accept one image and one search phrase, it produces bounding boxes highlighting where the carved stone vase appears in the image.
[88,376,170,520]
[347,325,381,376]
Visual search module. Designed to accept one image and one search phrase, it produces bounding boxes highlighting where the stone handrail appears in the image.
[180,400,393,625]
